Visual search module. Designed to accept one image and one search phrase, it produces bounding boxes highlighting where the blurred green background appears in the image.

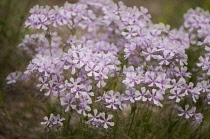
[1,0,210,138]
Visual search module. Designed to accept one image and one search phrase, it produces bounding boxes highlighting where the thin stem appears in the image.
[113,111,118,139]
[168,118,184,137]
[45,30,52,57]
[3,106,12,122]
[66,114,71,134]
[127,107,136,137]
[49,35,52,57]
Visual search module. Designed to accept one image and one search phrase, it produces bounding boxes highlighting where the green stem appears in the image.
[127,108,136,137]
[66,114,71,134]
[49,35,52,57]
[113,111,118,139]
[168,118,184,137]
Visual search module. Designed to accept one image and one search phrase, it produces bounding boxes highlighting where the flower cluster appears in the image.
[41,114,65,130]
[7,0,210,129]
[184,7,210,38]
[6,71,29,84]
[175,105,203,123]
[184,8,210,104]
[86,109,114,128]
[18,32,62,56]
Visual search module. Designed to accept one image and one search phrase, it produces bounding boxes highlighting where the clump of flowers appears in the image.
[6,0,210,135]
[41,114,65,130]
[86,109,114,128]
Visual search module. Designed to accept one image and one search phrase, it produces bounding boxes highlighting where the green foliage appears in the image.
[157,0,210,28]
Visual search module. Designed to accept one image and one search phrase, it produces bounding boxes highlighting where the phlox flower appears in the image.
[95,75,106,88]
[87,109,103,127]
[104,91,121,110]
[124,43,136,58]
[174,66,191,78]
[190,107,203,123]
[182,81,194,95]
[100,113,114,129]
[142,47,158,61]
[124,88,139,103]
[85,62,99,77]
[156,74,172,89]
[6,71,22,84]
[53,114,65,126]
[80,85,94,98]
[37,77,48,91]
[170,78,186,90]
[41,113,54,127]
[176,105,193,119]
[72,84,85,98]
[122,72,141,87]
[66,35,78,45]
[52,75,64,87]
[77,104,91,116]
[60,94,76,112]
[148,89,164,107]
[145,71,158,87]
[196,80,210,93]
[45,80,57,97]
[135,87,149,102]
[190,87,201,103]
[169,88,185,103]
[87,109,101,122]
[197,56,209,68]
[155,50,174,65]
[68,77,81,89]
[122,26,138,39]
